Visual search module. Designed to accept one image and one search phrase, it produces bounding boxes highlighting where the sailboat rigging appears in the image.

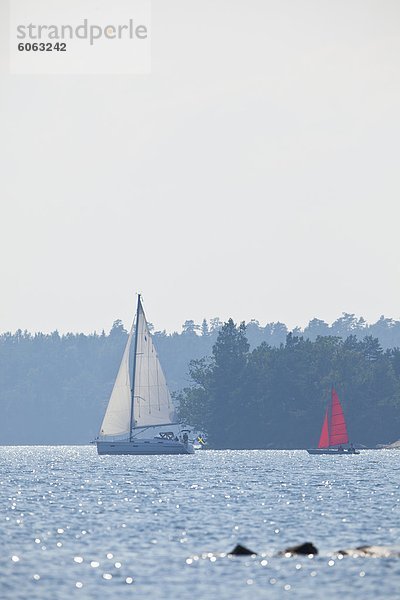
[307,388,359,455]
[95,294,194,455]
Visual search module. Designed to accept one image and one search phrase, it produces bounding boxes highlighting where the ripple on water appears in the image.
[1,447,400,598]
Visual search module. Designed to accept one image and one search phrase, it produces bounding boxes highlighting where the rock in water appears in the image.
[337,545,400,558]
[229,544,257,556]
[280,542,318,556]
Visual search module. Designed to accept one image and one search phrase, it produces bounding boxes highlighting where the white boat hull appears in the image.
[97,439,194,455]
[307,448,360,455]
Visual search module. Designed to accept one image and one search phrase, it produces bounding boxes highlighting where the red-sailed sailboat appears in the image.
[307,388,359,455]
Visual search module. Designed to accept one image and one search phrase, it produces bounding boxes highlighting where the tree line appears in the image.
[0,313,400,445]
[177,320,400,449]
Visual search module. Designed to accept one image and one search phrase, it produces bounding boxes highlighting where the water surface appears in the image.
[1,447,399,598]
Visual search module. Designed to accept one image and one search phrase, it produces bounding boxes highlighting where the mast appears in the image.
[129,294,141,441]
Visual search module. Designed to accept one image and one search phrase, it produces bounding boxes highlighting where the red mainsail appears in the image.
[317,408,330,448]
[328,388,349,446]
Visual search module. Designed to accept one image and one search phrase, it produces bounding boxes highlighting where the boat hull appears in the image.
[96,439,194,455]
[307,448,360,455]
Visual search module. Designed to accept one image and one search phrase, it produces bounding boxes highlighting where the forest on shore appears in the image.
[1,312,400,446]
[177,321,400,449]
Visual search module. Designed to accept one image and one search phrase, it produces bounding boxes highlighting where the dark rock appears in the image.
[229,544,257,556]
[279,542,318,556]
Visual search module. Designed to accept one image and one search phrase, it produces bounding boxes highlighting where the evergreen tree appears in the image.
[201,319,209,337]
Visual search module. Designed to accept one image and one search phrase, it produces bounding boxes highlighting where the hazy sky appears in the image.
[1,0,400,334]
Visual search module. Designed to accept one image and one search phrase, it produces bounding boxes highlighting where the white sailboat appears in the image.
[96,295,194,455]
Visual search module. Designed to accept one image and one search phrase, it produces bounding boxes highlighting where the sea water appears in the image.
[1,447,400,599]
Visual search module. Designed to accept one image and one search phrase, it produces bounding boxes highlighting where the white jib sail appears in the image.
[99,323,134,437]
[133,300,174,428]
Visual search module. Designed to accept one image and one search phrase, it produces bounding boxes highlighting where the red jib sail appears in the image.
[317,408,330,448]
[329,388,349,446]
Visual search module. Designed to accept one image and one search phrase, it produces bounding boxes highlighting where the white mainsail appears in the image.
[99,323,134,437]
[99,296,174,439]
[133,300,174,428]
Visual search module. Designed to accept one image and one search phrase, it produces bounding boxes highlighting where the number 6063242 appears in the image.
[18,42,67,51]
